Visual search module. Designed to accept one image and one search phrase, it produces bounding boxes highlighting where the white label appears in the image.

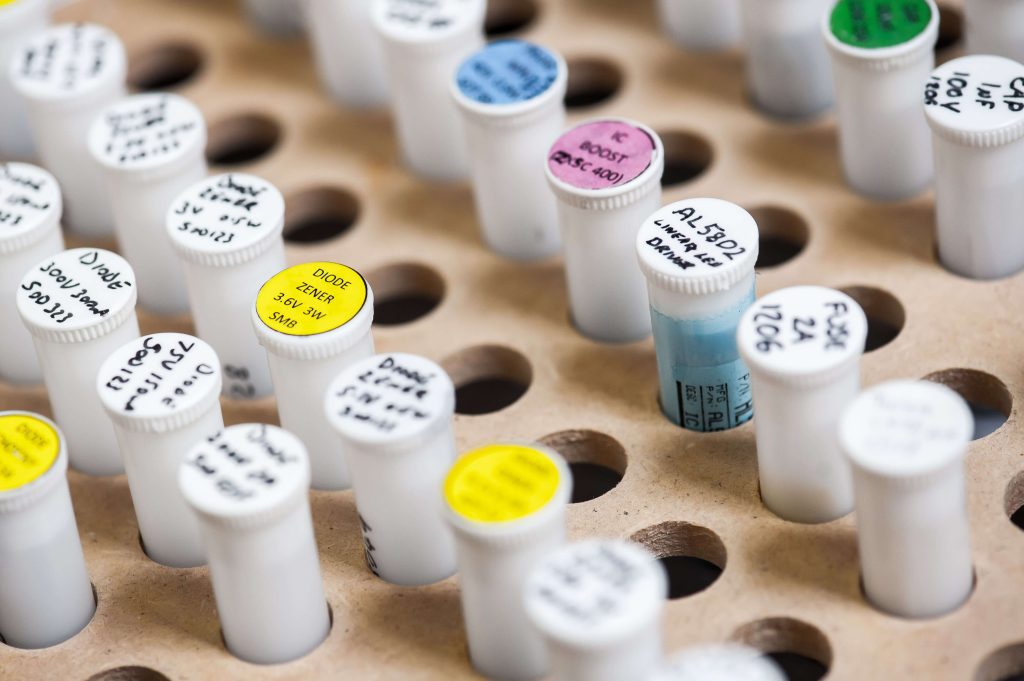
[90,93,205,170]
[11,23,124,99]
[167,173,284,255]
[0,163,60,240]
[925,54,1024,131]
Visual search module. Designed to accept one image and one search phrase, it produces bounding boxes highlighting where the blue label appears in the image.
[456,39,560,105]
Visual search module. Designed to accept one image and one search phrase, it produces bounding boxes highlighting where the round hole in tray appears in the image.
[485,0,539,36]
[206,113,281,166]
[658,130,713,187]
[367,262,445,326]
[750,206,809,269]
[87,668,173,681]
[732,617,832,681]
[839,285,905,353]
[976,643,1024,681]
[631,521,726,600]
[284,186,360,244]
[924,368,1012,441]
[564,57,623,109]
[1004,471,1024,531]
[539,429,627,503]
[128,42,203,91]
[936,3,963,52]
[442,345,532,415]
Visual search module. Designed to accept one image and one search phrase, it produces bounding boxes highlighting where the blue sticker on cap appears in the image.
[456,39,560,105]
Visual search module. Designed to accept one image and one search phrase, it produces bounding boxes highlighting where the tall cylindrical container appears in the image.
[656,0,742,52]
[965,0,1024,64]
[307,0,389,108]
[241,0,305,36]
[0,0,49,159]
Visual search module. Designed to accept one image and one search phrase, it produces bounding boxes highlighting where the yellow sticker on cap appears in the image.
[0,1,19,7]
[255,262,368,336]
[445,444,561,523]
[0,414,60,491]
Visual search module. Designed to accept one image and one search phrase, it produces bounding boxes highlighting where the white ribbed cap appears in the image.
[653,645,785,681]
[372,0,485,51]
[924,54,1024,147]
[0,162,62,255]
[823,0,939,72]
[0,411,69,515]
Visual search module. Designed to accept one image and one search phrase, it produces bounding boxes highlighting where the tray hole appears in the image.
[732,617,832,681]
[128,42,203,91]
[442,345,532,415]
[564,57,622,109]
[924,368,1012,440]
[631,521,726,599]
[839,286,905,353]
[485,0,539,36]
[1004,472,1024,530]
[976,643,1024,681]
[539,429,626,503]
[284,187,360,244]
[659,130,713,187]
[206,113,281,166]
[936,4,963,52]
[87,668,172,681]
[750,206,809,269]
[367,262,445,326]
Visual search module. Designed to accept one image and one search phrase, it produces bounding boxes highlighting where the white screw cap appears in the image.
[652,644,785,681]
[0,162,62,255]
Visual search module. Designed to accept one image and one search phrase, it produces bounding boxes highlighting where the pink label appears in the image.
[548,120,656,190]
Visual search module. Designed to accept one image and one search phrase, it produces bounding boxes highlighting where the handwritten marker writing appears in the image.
[924,54,1024,280]
[88,93,208,314]
[657,0,742,52]
[524,540,668,681]
[325,353,457,585]
[443,443,572,681]
[179,424,330,664]
[17,248,138,476]
[252,261,375,490]
[372,0,486,181]
[636,198,759,432]
[0,163,64,385]
[9,23,125,236]
[97,333,223,568]
[651,645,785,681]
[0,0,49,158]
[966,0,1024,64]
[546,118,665,343]
[737,286,867,523]
[840,380,974,618]
[241,0,304,37]
[307,0,389,108]
[452,39,568,261]
[167,173,286,399]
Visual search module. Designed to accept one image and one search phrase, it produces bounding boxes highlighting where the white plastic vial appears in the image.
[306,0,389,108]
[523,539,668,681]
[452,39,567,261]
[443,443,572,681]
[324,352,457,586]
[167,173,286,399]
[9,23,126,237]
[0,411,94,649]
[97,333,224,568]
[636,198,759,432]
[546,118,665,343]
[372,0,486,182]
[88,93,208,314]
[839,380,974,619]
[740,0,835,118]
[241,0,304,36]
[737,286,868,523]
[17,248,139,476]
[924,54,1024,280]
[179,423,330,664]
[0,0,49,159]
[0,162,64,385]
[651,645,785,681]
[656,0,743,52]
[252,261,375,490]
[965,0,1024,64]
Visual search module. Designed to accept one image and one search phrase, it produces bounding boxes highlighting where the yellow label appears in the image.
[445,444,561,523]
[255,262,368,336]
[0,1,19,7]
[0,414,60,491]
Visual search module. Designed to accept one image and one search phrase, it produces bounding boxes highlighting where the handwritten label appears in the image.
[255,261,367,336]
[377,0,481,36]
[445,444,560,523]
[168,173,284,254]
[91,93,204,169]
[0,163,59,238]
[12,23,121,97]
[924,55,1024,130]
[830,0,931,49]
[0,414,59,492]
[456,39,559,105]
[548,120,656,190]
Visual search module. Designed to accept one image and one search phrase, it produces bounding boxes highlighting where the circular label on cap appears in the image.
[0,163,60,243]
[255,262,368,337]
[17,248,135,333]
[0,1,20,7]
[375,0,484,40]
[89,93,205,172]
[456,40,560,106]
[924,55,1024,134]
[10,23,125,100]
[548,120,657,190]
[445,444,561,523]
[0,414,59,492]
[830,0,932,49]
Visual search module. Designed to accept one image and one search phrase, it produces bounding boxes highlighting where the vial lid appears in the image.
[737,286,868,386]
[373,0,485,48]
[179,423,311,529]
[0,412,67,514]
[654,645,785,681]
[17,247,137,344]
[453,39,566,121]
[0,0,47,21]
[97,333,222,434]
[523,539,668,649]
[924,55,1024,147]
[252,261,374,361]
[0,162,62,255]
[167,173,285,268]
[828,0,935,49]
[325,353,455,453]
[839,380,974,481]
[636,198,760,295]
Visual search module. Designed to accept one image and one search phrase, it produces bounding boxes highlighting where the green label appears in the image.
[830,0,932,49]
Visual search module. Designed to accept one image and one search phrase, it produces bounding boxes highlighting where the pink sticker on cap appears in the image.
[548,120,656,190]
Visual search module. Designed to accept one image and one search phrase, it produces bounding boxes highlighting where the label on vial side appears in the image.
[89,93,205,171]
[456,39,560,105]
[167,173,284,254]
[0,163,60,239]
[0,414,60,491]
[830,0,932,49]
[548,120,656,190]
[12,23,123,99]
[255,261,367,336]
[445,444,560,523]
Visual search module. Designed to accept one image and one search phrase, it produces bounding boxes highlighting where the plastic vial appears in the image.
[97,333,224,568]
[740,0,835,118]
[452,39,568,261]
[651,645,785,681]
[924,54,1024,280]
[546,118,665,343]
[966,0,1024,64]
[839,380,974,619]
[736,286,868,523]
[241,0,304,37]
[167,173,286,400]
[17,247,139,476]
[0,411,94,649]
[252,261,375,490]
[372,0,486,182]
[0,0,49,159]
[179,423,330,664]
[0,162,64,385]
[442,443,572,681]
[523,539,668,681]
[307,0,389,108]
[88,93,208,314]
[656,0,743,52]
[324,352,457,586]
[9,22,126,237]
[636,198,759,432]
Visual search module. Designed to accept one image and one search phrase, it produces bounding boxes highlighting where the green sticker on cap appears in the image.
[830,0,932,49]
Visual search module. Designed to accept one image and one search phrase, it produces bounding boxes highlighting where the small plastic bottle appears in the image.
[0,0,50,159]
